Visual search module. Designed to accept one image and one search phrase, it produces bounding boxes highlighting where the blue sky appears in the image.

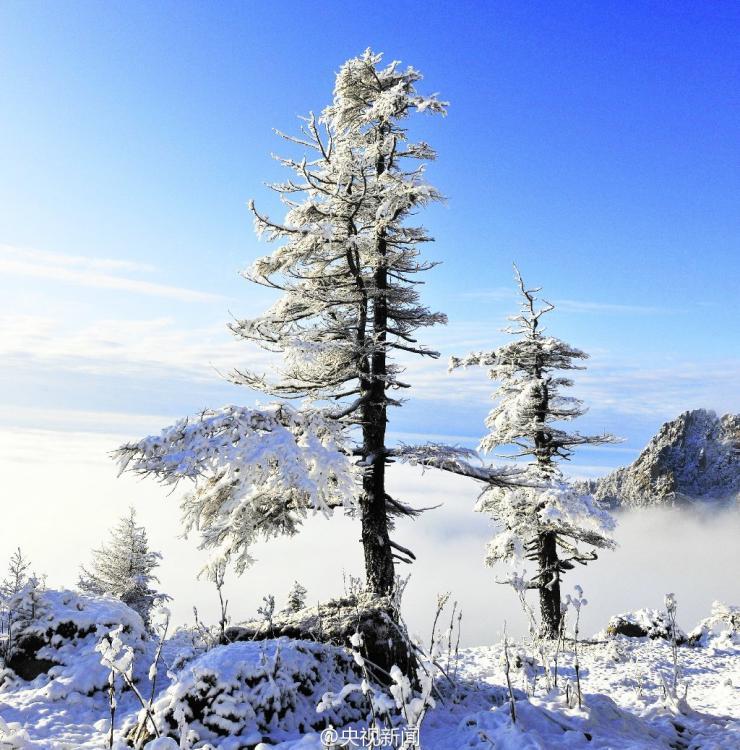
[2,0,738,455]
[1,0,738,633]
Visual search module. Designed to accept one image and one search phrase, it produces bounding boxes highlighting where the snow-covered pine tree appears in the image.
[116,50,509,599]
[1,548,33,649]
[285,581,307,613]
[78,507,168,628]
[233,49,456,596]
[451,268,618,638]
[0,547,31,600]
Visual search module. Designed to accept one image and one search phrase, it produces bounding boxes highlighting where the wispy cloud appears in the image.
[461,286,672,315]
[460,287,516,303]
[0,313,274,381]
[392,324,739,420]
[1,313,736,443]
[0,404,175,435]
[0,244,223,302]
[572,356,740,418]
[555,299,672,315]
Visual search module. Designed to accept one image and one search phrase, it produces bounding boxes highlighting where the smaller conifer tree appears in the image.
[0,547,32,600]
[285,581,308,613]
[79,507,168,628]
[451,268,618,638]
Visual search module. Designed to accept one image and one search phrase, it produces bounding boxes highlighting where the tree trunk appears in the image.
[360,235,395,598]
[538,531,562,639]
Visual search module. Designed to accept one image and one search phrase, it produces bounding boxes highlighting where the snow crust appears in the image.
[2,612,739,749]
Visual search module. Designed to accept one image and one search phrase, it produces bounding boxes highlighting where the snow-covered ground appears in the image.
[2,616,738,750]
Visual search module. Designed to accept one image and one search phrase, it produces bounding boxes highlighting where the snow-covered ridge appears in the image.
[581,409,740,508]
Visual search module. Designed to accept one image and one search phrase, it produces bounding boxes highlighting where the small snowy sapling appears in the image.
[79,507,169,629]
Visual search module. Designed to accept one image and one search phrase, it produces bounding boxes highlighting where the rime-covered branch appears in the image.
[391,443,522,485]
[115,404,359,574]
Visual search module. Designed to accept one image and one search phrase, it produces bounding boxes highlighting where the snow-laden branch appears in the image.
[480,473,617,568]
[115,404,359,573]
[390,443,522,485]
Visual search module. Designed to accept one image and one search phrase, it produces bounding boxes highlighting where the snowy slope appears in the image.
[1,623,739,749]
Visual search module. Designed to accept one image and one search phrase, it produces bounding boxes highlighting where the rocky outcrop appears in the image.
[226,593,411,680]
[583,410,739,508]
[605,609,687,643]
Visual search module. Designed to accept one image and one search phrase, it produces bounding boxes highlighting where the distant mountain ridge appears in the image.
[582,409,740,508]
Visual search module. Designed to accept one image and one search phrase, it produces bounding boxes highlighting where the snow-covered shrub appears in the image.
[3,587,147,698]
[147,639,364,747]
[688,601,740,647]
[605,609,687,643]
[317,632,441,750]
[284,581,307,614]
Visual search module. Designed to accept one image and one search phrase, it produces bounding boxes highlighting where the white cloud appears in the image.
[1,312,736,438]
[0,405,174,435]
[0,244,222,302]
[555,299,672,315]
[573,355,740,418]
[1,426,737,646]
[394,326,739,419]
[0,313,275,382]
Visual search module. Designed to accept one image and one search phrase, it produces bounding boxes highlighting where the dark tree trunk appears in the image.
[531,356,562,639]
[538,531,562,639]
[360,419,394,596]
[357,125,396,600]
[359,234,395,598]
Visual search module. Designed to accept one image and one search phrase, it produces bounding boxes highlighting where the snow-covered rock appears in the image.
[604,609,687,642]
[226,593,410,679]
[2,587,147,697]
[582,410,740,508]
[147,638,364,747]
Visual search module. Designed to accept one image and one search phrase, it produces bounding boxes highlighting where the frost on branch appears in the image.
[392,443,520,485]
[232,50,449,406]
[478,479,616,567]
[115,404,358,573]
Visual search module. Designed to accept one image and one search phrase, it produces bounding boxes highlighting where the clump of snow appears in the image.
[3,587,148,699]
[688,601,740,648]
[115,403,359,575]
[604,608,687,642]
[144,738,180,750]
[148,638,364,747]
[0,715,31,749]
[457,692,678,749]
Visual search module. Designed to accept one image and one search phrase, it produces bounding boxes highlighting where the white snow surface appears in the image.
[2,612,739,749]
